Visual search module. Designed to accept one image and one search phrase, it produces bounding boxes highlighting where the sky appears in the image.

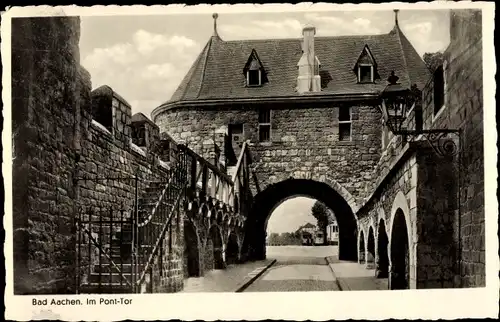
[79,8,450,119]
[266,197,318,234]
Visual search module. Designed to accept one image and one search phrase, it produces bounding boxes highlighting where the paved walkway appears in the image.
[181,259,274,292]
[244,255,339,292]
[326,256,389,291]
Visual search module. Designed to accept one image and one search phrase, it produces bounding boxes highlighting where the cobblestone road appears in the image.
[244,246,340,292]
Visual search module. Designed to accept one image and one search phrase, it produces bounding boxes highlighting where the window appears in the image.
[247,59,262,86]
[247,70,261,86]
[338,107,352,141]
[358,65,374,83]
[433,65,445,115]
[259,109,271,142]
[229,123,244,147]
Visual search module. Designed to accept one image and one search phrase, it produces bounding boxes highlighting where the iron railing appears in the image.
[75,140,259,293]
[76,207,135,293]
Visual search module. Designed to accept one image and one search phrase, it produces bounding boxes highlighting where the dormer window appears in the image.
[353,45,378,84]
[244,49,267,87]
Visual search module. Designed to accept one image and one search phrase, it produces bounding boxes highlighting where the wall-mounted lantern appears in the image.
[379,71,461,157]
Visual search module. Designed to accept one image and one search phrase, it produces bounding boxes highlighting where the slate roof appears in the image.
[154,23,430,114]
[131,112,157,127]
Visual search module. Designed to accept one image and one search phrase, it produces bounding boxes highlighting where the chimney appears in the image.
[297,24,321,93]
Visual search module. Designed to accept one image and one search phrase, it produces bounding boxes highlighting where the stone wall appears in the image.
[422,9,484,287]
[12,16,83,294]
[357,144,419,289]
[150,205,184,293]
[415,148,458,288]
[12,16,184,294]
[154,102,382,206]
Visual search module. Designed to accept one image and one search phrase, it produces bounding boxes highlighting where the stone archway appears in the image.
[376,219,389,278]
[358,230,366,264]
[209,225,225,269]
[389,209,410,290]
[226,230,240,265]
[366,226,375,269]
[242,178,358,262]
[184,220,201,277]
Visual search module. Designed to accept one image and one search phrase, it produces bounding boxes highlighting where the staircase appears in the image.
[78,225,139,294]
[77,152,188,294]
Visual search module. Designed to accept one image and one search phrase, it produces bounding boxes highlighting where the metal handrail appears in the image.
[231,140,249,183]
[136,174,174,228]
[135,187,184,287]
[77,220,133,288]
[178,144,234,185]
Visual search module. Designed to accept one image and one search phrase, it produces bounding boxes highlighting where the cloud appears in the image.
[82,30,201,118]
[304,13,381,35]
[402,22,448,56]
[405,21,433,34]
[219,18,303,40]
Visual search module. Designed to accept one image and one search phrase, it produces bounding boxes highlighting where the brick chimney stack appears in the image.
[297,24,321,93]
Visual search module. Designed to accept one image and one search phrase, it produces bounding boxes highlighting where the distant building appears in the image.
[326,220,339,245]
[296,222,316,245]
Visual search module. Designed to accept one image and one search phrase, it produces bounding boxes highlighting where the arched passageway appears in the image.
[376,220,389,278]
[184,220,200,277]
[358,230,365,264]
[390,209,410,289]
[209,225,225,269]
[366,227,375,269]
[226,230,240,265]
[241,179,357,262]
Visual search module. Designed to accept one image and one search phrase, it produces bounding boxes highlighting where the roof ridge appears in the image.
[222,32,390,44]
[393,25,411,86]
[194,36,214,99]
[178,38,212,101]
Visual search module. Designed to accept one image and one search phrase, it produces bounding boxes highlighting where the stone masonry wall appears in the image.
[12,16,184,294]
[416,148,458,288]
[12,16,83,294]
[154,102,382,206]
[422,9,484,287]
[357,147,419,289]
[150,205,184,293]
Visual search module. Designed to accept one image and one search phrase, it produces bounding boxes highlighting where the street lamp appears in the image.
[379,71,461,157]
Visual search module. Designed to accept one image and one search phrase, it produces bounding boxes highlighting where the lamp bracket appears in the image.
[392,129,461,157]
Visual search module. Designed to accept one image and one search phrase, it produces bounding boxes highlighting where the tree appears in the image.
[268,232,280,246]
[423,51,444,73]
[311,201,331,245]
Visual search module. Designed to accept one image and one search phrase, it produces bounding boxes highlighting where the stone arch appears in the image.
[376,217,389,278]
[183,219,200,277]
[261,174,360,216]
[377,207,388,232]
[358,229,366,264]
[366,226,375,269]
[225,229,240,265]
[242,178,358,262]
[389,190,411,240]
[208,224,225,269]
[389,208,410,290]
